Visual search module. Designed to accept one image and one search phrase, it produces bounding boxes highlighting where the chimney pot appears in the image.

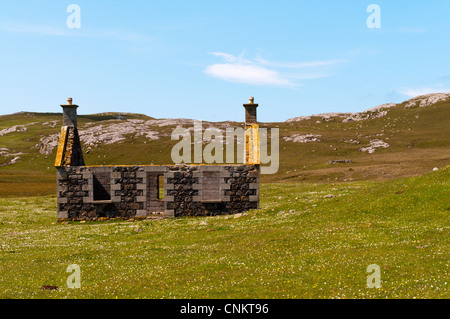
[67,97,73,105]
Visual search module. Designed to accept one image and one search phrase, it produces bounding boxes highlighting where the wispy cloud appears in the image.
[0,22,72,36]
[0,21,152,43]
[205,52,343,88]
[254,56,345,69]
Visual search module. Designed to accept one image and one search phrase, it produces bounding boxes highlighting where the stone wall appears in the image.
[57,164,259,221]
[57,166,146,220]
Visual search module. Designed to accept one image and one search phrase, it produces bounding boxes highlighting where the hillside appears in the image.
[0,93,449,197]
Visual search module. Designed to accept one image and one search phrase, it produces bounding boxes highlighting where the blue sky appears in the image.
[1,0,449,122]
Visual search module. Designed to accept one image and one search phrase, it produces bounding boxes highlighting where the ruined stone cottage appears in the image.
[55,98,261,220]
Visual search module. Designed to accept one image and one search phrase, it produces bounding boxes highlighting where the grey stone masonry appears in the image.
[57,164,259,221]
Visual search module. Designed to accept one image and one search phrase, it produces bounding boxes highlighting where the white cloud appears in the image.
[205,52,340,87]
[205,63,294,87]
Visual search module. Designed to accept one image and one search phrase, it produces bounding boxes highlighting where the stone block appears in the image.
[192,171,202,178]
[136,183,146,190]
[165,171,175,178]
[57,185,68,192]
[57,211,68,219]
[136,210,147,217]
[165,183,174,190]
[111,195,121,202]
[201,166,224,172]
[220,183,231,190]
[220,171,232,178]
[110,183,121,191]
[111,172,121,178]
[136,196,146,203]
[163,210,175,217]
[136,171,147,178]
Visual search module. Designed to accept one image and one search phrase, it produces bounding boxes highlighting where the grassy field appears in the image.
[0,167,448,299]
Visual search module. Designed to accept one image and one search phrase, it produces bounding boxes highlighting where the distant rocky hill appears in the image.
[286,92,450,123]
[0,93,449,196]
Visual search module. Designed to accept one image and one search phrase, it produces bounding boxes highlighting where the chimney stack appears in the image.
[243,97,260,165]
[61,97,79,127]
[55,97,85,167]
[243,97,258,124]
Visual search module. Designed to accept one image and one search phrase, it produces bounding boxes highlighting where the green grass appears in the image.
[0,168,448,299]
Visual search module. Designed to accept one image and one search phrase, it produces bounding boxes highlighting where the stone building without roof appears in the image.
[55,98,261,220]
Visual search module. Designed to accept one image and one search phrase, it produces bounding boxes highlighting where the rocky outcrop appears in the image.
[327,159,353,164]
[38,119,162,154]
[0,147,24,166]
[36,118,243,155]
[0,123,36,136]
[283,134,321,143]
[359,139,390,154]
[342,110,389,123]
[404,93,450,108]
